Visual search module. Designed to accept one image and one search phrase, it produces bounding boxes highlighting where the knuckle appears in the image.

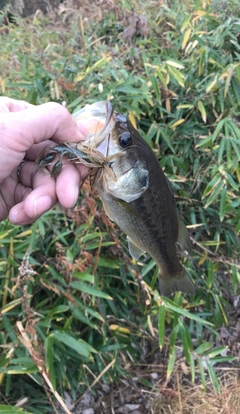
[45,102,70,121]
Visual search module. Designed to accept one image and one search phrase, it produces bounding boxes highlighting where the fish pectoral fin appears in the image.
[127,236,145,261]
[177,216,192,254]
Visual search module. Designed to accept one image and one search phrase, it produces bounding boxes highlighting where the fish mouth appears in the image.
[73,101,115,157]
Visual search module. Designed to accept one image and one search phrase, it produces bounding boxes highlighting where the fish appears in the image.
[42,101,196,296]
[72,101,196,296]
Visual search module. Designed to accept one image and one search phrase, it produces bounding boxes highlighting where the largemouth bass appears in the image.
[40,101,196,296]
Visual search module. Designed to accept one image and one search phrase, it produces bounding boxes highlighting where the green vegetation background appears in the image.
[0,0,239,412]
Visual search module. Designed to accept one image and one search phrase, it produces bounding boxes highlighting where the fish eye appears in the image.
[119,132,132,148]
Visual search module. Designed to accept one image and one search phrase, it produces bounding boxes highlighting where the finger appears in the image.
[9,201,40,225]
[5,103,88,154]
[25,140,56,161]
[9,181,56,224]
[23,148,90,208]
[55,162,88,208]
[8,149,90,224]
[34,159,88,209]
[0,173,32,221]
[0,97,34,112]
[17,157,86,215]
[19,153,88,194]
[74,163,89,184]
[22,172,57,219]
[0,191,9,221]
[8,161,57,222]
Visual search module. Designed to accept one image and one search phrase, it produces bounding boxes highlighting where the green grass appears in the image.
[0,0,239,412]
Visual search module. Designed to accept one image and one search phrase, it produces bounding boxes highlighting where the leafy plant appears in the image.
[0,0,239,412]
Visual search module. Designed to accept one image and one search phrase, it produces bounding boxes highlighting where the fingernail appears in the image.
[12,208,20,223]
[33,196,52,217]
[72,185,79,208]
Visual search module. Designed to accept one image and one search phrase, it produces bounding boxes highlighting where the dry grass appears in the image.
[152,371,240,414]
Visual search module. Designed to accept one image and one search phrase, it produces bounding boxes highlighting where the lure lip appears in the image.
[74,101,113,135]
[72,101,116,158]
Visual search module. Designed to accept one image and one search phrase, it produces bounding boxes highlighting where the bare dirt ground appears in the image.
[58,364,240,413]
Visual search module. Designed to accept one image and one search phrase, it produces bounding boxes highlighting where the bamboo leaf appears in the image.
[128,111,137,128]
[189,353,195,383]
[52,331,96,358]
[197,357,206,392]
[206,361,221,394]
[160,128,176,153]
[182,29,192,50]
[194,342,212,355]
[197,100,207,123]
[70,281,112,299]
[141,259,156,277]
[1,299,22,314]
[170,119,185,129]
[166,60,185,69]
[109,324,131,334]
[196,134,214,148]
[206,346,228,358]
[212,119,225,141]
[6,365,38,374]
[204,181,224,208]
[163,300,213,326]
[176,104,194,109]
[202,175,221,199]
[206,79,217,93]
[96,258,120,269]
[44,335,56,391]
[180,324,191,363]
[167,347,176,379]
[209,356,236,364]
[218,138,226,163]
[225,172,239,191]
[158,304,165,350]
[224,67,234,98]
[0,406,31,413]
[220,186,227,221]
[180,15,192,32]
[167,65,185,87]
[169,324,180,352]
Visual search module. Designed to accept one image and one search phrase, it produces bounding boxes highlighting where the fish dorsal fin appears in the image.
[177,217,192,254]
[127,236,145,261]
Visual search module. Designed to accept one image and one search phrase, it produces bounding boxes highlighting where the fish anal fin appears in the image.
[127,236,145,261]
[159,268,196,296]
[177,217,192,254]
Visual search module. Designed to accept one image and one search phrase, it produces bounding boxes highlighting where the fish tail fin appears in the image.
[159,268,196,296]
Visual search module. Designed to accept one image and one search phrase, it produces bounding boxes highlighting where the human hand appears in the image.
[0,97,89,225]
